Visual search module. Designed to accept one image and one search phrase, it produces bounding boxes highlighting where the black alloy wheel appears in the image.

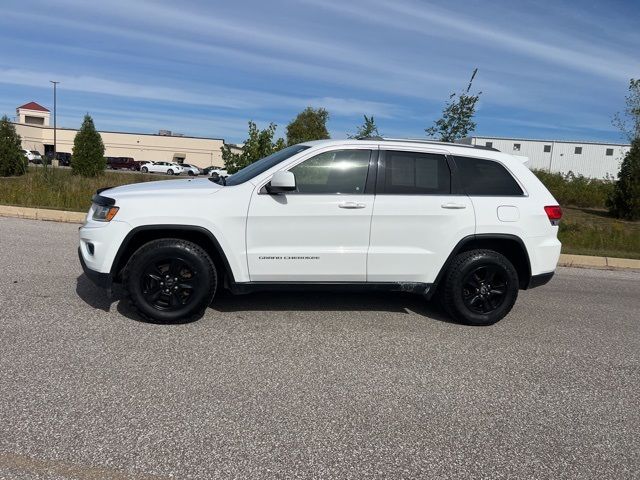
[461,265,508,314]
[123,239,217,323]
[141,257,198,311]
[442,249,519,326]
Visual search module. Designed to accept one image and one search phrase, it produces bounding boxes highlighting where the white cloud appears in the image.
[0,67,400,118]
[304,0,638,82]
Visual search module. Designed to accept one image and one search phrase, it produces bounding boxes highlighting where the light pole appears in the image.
[50,81,60,164]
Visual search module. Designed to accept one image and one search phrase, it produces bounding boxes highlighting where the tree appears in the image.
[286,107,330,146]
[612,78,640,142]
[607,139,640,220]
[0,115,26,177]
[221,121,285,174]
[426,68,482,142]
[72,114,105,177]
[348,115,380,139]
[608,78,640,219]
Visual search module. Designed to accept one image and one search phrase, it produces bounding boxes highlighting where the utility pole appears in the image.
[50,81,60,164]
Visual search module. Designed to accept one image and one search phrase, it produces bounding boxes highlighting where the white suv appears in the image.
[23,149,43,163]
[140,161,184,175]
[79,139,562,326]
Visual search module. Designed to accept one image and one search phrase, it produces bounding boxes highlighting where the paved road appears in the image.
[1,217,638,480]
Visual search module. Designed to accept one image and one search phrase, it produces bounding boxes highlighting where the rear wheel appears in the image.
[123,239,217,323]
[442,249,518,326]
[141,167,148,173]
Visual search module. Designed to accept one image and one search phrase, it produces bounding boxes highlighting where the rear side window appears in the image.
[381,151,450,194]
[454,156,524,196]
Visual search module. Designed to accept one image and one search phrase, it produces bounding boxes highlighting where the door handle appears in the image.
[441,202,467,209]
[339,202,366,209]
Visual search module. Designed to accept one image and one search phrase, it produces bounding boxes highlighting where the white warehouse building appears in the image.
[462,136,630,180]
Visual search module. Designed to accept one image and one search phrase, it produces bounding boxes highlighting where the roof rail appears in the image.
[359,136,500,152]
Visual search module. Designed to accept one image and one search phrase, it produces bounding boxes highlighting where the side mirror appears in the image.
[266,171,296,194]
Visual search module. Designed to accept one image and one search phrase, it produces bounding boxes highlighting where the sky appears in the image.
[0,0,638,143]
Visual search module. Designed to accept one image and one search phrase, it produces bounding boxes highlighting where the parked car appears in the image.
[182,164,201,176]
[132,161,146,171]
[139,161,184,175]
[106,157,137,170]
[45,152,72,166]
[79,138,562,326]
[23,149,43,164]
[202,167,228,178]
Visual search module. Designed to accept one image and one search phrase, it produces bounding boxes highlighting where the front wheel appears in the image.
[167,169,174,175]
[122,239,217,323]
[442,249,519,326]
[141,167,148,173]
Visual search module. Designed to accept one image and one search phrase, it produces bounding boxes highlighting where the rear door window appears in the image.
[379,151,450,194]
[454,156,524,196]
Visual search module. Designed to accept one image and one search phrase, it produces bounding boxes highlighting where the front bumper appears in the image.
[79,219,131,273]
[78,247,113,289]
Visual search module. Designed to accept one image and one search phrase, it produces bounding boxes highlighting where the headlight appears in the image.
[92,205,119,222]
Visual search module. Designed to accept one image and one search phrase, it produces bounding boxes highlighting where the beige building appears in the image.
[13,102,226,169]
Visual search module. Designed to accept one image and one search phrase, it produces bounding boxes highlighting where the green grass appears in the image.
[0,167,175,212]
[560,207,640,259]
[530,169,639,258]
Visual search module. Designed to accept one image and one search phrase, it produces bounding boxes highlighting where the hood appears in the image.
[102,178,222,200]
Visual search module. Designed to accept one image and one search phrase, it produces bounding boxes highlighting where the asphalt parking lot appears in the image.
[1,216,638,479]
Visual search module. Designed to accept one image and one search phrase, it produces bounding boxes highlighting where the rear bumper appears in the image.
[527,271,554,289]
[78,247,112,289]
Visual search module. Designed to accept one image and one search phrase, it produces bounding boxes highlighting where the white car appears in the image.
[79,138,562,326]
[23,149,43,163]
[140,161,184,175]
[182,164,201,176]
[208,168,228,177]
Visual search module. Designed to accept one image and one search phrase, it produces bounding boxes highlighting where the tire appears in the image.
[122,239,217,323]
[141,167,148,173]
[167,169,174,175]
[188,170,194,176]
[442,249,519,326]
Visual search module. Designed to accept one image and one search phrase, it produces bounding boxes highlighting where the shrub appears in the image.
[0,115,27,177]
[607,140,640,220]
[72,114,105,177]
[532,169,614,209]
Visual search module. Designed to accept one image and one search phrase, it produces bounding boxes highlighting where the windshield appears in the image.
[222,145,310,186]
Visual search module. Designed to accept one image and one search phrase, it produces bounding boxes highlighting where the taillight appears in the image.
[544,205,562,225]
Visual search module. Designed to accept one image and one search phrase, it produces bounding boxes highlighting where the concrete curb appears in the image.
[0,205,85,224]
[558,254,640,270]
[1,205,639,270]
